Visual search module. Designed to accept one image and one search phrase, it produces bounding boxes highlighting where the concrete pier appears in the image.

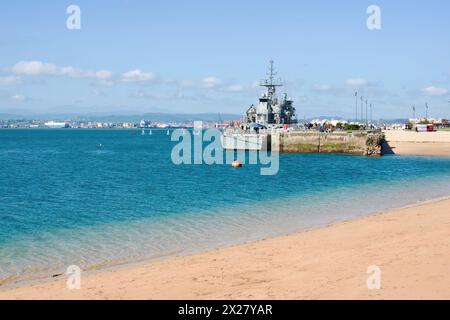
[273,131,384,156]
[222,131,385,157]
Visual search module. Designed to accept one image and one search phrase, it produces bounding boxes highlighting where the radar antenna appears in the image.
[260,60,283,98]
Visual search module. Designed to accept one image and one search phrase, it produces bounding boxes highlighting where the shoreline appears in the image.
[2,194,448,290]
[1,195,450,300]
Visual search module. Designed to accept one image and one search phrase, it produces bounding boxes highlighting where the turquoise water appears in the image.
[1,129,450,283]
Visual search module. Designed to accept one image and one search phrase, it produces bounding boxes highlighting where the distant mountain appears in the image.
[303,116,346,121]
[0,112,411,123]
[87,113,242,123]
[0,113,28,120]
[0,112,242,122]
[378,118,409,124]
[302,117,410,124]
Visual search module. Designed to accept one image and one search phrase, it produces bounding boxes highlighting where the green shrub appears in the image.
[343,123,362,131]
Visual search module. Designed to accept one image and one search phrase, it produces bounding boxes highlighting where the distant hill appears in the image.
[0,112,411,123]
[303,116,346,121]
[0,112,242,122]
[378,118,409,124]
[0,113,27,120]
[302,117,409,124]
[87,113,242,123]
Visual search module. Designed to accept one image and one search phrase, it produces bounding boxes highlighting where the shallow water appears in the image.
[0,129,449,282]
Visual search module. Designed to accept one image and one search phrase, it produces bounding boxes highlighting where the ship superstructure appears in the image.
[245,61,296,127]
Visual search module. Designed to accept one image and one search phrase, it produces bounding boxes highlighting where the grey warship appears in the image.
[221,61,297,151]
[244,60,297,127]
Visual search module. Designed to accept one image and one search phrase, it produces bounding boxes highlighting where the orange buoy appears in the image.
[231,161,242,168]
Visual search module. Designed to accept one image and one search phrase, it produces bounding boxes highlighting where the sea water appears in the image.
[0,129,449,283]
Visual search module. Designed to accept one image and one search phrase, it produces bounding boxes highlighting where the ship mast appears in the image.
[260,60,282,98]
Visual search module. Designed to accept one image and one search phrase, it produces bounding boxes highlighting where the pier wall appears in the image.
[272,131,384,156]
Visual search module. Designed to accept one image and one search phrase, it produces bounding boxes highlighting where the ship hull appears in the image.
[221,133,271,151]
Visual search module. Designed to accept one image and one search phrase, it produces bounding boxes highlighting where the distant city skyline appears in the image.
[1,0,450,119]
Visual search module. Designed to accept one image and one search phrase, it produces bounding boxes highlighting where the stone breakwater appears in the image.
[272,131,384,157]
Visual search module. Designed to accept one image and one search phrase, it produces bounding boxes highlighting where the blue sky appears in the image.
[0,0,449,119]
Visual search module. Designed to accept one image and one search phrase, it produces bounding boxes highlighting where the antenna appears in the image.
[268,60,276,85]
[260,60,282,98]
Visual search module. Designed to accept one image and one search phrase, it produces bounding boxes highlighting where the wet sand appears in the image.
[1,197,450,300]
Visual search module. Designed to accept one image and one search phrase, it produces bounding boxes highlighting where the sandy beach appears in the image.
[384,130,450,156]
[1,196,449,300]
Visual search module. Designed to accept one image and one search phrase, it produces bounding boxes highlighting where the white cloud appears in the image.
[12,61,58,75]
[201,76,222,88]
[0,76,22,85]
[346,78,369,87]
[95,70,113,79]
[11,61,113,80]
[422,86,448,96]
[178,77,245,93]
[6,61,249,97]
[121,69,155,82]
[11,94,26,102]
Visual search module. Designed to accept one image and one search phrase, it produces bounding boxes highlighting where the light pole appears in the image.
[360,96,364,125]
[425,103,429,121]
[412,105,416,120]
[365,100,368,125]
[370,103,373,124]
[355,91,358,122]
